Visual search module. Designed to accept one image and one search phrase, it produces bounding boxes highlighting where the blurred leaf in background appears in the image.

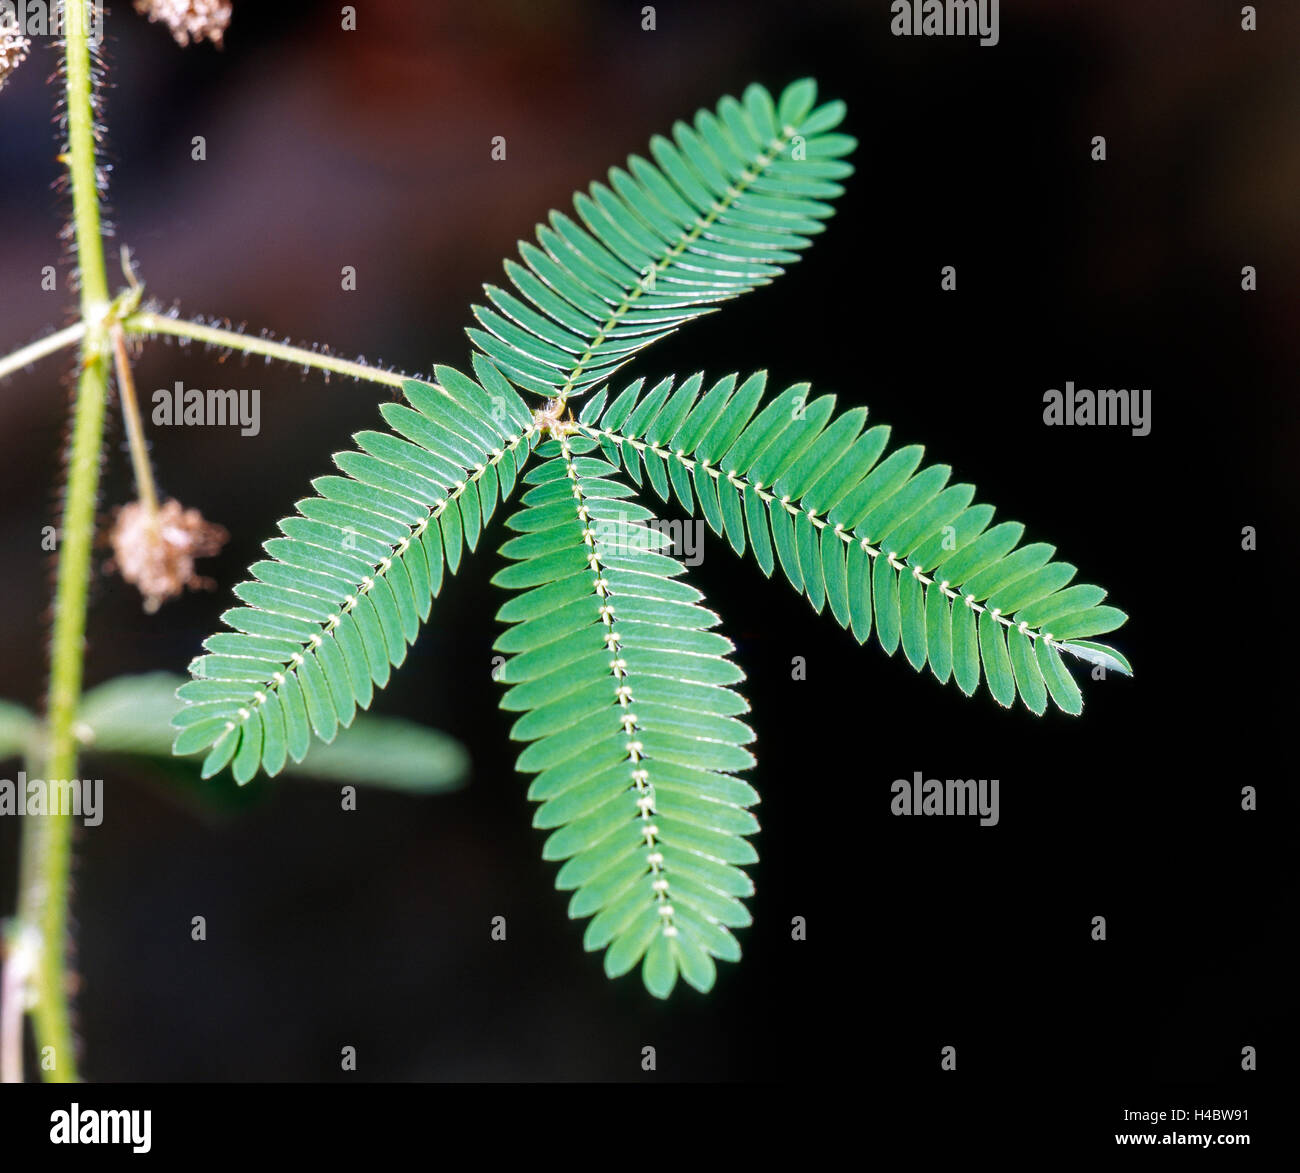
[0,673,468,803]
[0,700,39,760]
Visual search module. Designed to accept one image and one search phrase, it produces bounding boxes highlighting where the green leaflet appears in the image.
[581,371,1130,714]
[493,440,759,999]
[172,367,537,781]
[468,80,853,400]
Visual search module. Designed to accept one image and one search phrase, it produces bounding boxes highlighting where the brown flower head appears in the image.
[133,0,233,47]
[0,11,30,91]
[108,499,228,613]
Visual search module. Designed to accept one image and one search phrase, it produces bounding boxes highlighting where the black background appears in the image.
[0,0,1291,1127]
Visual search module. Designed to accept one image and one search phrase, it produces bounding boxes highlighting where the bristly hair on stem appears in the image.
[24,0,117,1084]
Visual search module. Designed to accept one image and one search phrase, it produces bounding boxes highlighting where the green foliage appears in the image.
[469,79,854,399]
[0,674,466,793]
[492,439,758,995]
[577,372,1130,714]
[0,698,39,760]
[172,79,1131,997]
[170,365,537,784]
[81,673,467,792]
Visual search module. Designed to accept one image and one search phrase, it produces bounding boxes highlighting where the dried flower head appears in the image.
[0,12,31,91]
[534,397,576,440]
[107,499,228,613]
[133,0,232,47]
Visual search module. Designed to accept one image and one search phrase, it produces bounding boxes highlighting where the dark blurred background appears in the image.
[0,0,1292,1083]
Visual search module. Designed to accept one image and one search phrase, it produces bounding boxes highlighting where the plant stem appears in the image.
[63,5,110,316]
[122,310,411,388]
[111,328,159,516]
[0,324,88,383]
[0,921,37,1084]
[27,0,115,1083]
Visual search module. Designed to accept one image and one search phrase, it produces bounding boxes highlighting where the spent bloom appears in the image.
[133,0,233,47]
[0,11,30,91]
[108,499,228,613]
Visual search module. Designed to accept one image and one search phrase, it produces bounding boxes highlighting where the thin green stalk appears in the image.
[122,310,410,388]
[111,328,159,516]
[8,8,411,1083]
[27,0,115,1083]
[0,324,87,383]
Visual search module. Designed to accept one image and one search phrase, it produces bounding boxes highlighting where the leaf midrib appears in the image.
[557,127,796,402]
[577,419,1083,653]
[554,437,677,936]
[212,424,538,733]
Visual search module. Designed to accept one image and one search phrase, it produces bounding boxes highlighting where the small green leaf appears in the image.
[951,598,979,696]
[899,567,927,671]
[1036,640,1084,716]
[977,611,1016,709]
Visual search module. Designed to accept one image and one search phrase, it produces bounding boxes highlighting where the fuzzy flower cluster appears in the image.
[133,0,232,47]
[0,11,30,91]
[108,499,228,613]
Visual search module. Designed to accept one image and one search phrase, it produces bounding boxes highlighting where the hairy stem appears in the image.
[0,324,87,383]
[25,0,115,1084]
[111,328,159,516]
[122,310,410,388]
